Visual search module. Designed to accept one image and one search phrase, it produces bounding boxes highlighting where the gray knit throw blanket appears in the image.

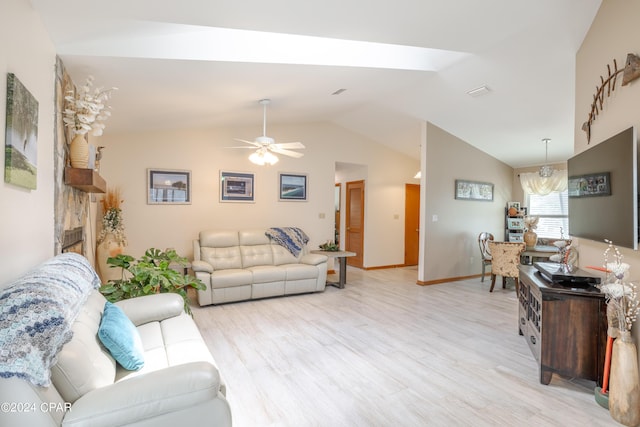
[0,253,100,386]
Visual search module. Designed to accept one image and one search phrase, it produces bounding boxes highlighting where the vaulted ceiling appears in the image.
[31,0,601,167]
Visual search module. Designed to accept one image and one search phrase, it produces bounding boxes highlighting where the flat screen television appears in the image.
[567,126,638,249]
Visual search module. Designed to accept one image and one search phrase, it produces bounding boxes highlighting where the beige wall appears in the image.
[97,122,419,268]
[420,122,514,282]
[0,0,57,286]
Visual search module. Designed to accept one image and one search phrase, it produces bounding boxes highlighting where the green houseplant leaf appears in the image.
[99,248,206,315]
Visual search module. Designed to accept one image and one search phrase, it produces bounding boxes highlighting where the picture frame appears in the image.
[147,169,191,204]
[454,179,494,201]
[279,172,307,201]
[5,73,38,190]
[220,171,255,202]
[568,172,611,198]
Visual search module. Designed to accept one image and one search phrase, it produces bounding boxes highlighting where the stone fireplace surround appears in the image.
[53,57,94,263]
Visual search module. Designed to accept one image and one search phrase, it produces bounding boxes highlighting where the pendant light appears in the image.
[539,138,554,178]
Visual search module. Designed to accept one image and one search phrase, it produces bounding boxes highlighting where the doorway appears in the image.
[345,180,364,268]
[404,183,420,266]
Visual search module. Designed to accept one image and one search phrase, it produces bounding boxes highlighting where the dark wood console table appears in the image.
[517,265,607,385]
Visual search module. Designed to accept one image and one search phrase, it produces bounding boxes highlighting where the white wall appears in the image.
[97,122,419,268]
[420,122,514,282]
[0,0,56,286]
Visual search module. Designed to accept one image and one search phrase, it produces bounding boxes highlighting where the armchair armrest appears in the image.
[115,293,183,326]
[62,362,227,427]
[300,254,328,266]
[191,260,213,273]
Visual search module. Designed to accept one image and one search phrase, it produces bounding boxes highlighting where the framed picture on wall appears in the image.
[454,179,494,201]
[147,169,191,204]
[5,73,38,190]
[220,171,255,202]
[279,173,307,201]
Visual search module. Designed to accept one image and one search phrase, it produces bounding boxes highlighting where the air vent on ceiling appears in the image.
[466,85,490,97]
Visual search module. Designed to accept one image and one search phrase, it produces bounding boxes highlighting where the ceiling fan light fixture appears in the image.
[249,149,279,166]
[538,138,554,178]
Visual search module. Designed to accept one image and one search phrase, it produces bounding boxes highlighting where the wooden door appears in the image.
[405,183,420,266]
[335,183,341,244]
[345,180,364,268]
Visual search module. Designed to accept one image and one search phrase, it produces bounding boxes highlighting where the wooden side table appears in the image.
[310,250,356,288]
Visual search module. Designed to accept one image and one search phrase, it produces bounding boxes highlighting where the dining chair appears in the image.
[477,232,494,282]
[488,241,525,293]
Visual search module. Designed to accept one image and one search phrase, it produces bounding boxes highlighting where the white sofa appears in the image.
[192,229,328,306]
[0,253,231,427]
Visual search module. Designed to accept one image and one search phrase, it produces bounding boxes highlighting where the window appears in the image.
[526,190,569,239]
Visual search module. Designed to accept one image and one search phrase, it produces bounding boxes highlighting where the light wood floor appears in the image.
[191,267,618,427]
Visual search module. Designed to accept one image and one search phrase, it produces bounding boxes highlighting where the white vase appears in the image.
[69,133,89,168]
[96,233,126,283]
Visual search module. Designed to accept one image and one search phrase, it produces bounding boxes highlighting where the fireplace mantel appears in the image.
[64,168,106,193]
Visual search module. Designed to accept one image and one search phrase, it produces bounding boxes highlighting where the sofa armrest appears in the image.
[115,293,183,326]
[300,253,328,266]
[62,362,227,427]
[191,259,214,273]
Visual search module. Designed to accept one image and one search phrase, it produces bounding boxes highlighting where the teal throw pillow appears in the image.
[98,302,145,370]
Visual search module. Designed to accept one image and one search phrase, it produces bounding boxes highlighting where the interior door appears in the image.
[405,183,420,266]
[345,180,364,268]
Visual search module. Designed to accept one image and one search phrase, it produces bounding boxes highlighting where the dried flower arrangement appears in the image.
[63,75,116,136]
[98,187,126,246]
[599,240,640,332]
[524,215,539,231]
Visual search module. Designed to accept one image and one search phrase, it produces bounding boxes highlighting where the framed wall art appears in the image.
[5,73,38,190]
[147,169,191,204]
[454,179,494,201]
[279,172,307,201]
[220,171,254,202]
[568,172,611,198]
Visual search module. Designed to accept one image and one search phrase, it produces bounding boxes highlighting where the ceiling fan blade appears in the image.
[270,147,304,158]
[273,142,305,149]
[224,146,256,149]
[233,138,261,147]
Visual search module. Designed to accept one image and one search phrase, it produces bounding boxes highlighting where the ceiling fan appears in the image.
[229,99,305,165]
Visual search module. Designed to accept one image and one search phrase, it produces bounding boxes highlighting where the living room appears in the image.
[3,0,640,426]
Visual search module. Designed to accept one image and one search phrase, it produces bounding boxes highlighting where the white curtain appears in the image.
[519,170,567,196]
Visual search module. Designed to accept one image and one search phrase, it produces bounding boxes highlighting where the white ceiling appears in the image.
[30,0,601,167]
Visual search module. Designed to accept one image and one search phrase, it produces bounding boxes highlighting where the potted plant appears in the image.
[99,248,206,315]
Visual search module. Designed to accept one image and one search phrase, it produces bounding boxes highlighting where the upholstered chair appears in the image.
[477,232,494,282]
[488,241,525,293]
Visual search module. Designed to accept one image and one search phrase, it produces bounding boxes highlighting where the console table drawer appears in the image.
[527,323,541,362]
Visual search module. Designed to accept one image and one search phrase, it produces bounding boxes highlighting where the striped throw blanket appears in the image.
[0,253,100,386]
[265,227,309,257]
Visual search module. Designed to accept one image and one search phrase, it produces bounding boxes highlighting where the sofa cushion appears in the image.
[247,265,286,283]
[116,313,225,395]
[51,291,116,403]
[201,246,242,270]
[210,269,253,289]
[271,243,301,265]
[283,263,321,280]
[239,230,271,245]
[98,302,145,371]
[241,244,274,267]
